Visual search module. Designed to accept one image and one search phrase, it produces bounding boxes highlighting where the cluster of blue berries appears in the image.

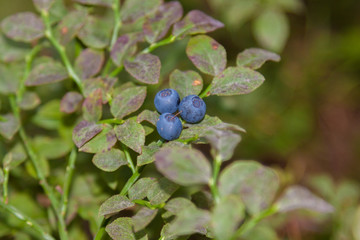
[154,89,206,141]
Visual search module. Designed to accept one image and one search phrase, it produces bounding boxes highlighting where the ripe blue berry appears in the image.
[154,88,180,114]
[156,113,182,141]
[179,95,206,123]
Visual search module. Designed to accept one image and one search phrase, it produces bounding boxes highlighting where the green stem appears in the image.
[199,83,212,98]
[60,147,77,217]
[209,155,221,204]
[233,206,278,239]
[141,35,176,54]
[133,199,165,209]
[41,10,84,94]
[2,167,9,204]
[122,145,136,174]
[110,1,122,50]
[0,201,55,240]
[109,65,124,78]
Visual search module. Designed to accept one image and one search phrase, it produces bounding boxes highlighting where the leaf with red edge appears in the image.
[124,53,161,85]
[172,10,224,38]
[25,61,68,86]
[111,32,144,66]
[143,1,183,43]
[54,10,87,46]
[110,86,146,119]
[60,92,83,114]
[72,120,103,148]
[1,12,45,42]
[75,48,104,80]
[236,48,280,69]
[83,77,116,104]
[186,35,226,76]
[79,124,117,153]
[82,88,103,122]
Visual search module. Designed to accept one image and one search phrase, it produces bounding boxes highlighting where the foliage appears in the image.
[0,0,335,240]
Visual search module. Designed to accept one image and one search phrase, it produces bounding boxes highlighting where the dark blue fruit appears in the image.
[154,88,180,114]
[179,95,206,123]
[156,113,182,141]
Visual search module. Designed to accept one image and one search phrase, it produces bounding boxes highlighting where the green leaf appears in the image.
[169,69,203,98]
[105,217,136,240]
[33,0,55,11]
[60,91,83,114]
[78,15,113,49]
[243,224,279,240]
[137,142,160,166]
[0,168,3,184]
[99,195,135,218]
[92,148,127,172]
[236,48,281,69]
[32,100,63,130]
[54,10,88,46]
[25,154,50,178]
[48,0,68,25]
[32,136,72,159]
[110,86,146,119]
[124,53,161,85]
[1,12,45,42]
[173,10,224,38]
[19,91,41,110]
[147,177,179,205]
[0,33,31,63]
[211,195,245,240]
[0,63,22,94]
[72,120,103,148]
[25,61,68,86]
[3,143,27,170]
[155,147,211,186]
[0,113,20,140]
[136,110,159,126]
[128,177,157,201]
[253,9,289,52]
[79,124,117,153]
[132,208,158,232]
[164,198,196,218]
[218,161,279,215]
[83,77,116,104]
[275,185,334,213]
[205,128,241,162]
[186,35,226,76]
[121,0,162,23]
[75,48,104,80]
[114,119,145,154]
[167,207,210,237]
[82,88,103,122]
[353,206,360,240]
[210,66,265,96]
[143,2,183,43]
[111,32,144,66]
[74,0,113,7]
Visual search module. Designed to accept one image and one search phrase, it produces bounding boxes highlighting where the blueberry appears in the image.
[154,89,180,114]
[179,95,206,123]
[156,113,182,141]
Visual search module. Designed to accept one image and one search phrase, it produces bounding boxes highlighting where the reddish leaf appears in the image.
[111,32,144,66]
[124,53,161,85]
[121,0,162,23]
[75,48,104,80]
[60,92,83,114]
[83,77,116,104]
[25,61,68,86]
[72,120,103,148]
[55,10,88,46]
[82,88,103,122]
[110,86,146,119]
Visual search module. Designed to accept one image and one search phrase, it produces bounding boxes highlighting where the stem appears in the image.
[133,199,165,209]
[41,10,84,94]
[2,167,9,204]
[141,35,176,54]
[109,65,124,78]
[199,83,212,98]
[98,118,124,125]
[60,147,77,217]
[209,155,221,204]
[233,206,278,239]
[110,1,122,50]
[0,201,55,240]
[122,145,136,174]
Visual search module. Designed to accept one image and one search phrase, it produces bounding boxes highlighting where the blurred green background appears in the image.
[0,0,360,239]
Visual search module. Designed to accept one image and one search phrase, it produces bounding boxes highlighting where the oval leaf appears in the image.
[25,61,68,86]
[111,32,144,66]
[60,91,83,114]
[173,10,224,38]
[3,143,27,170]
[19,92,41,110]
[54,10,87,46]
[128,177,157,201]
[137,142,160,166]
[110,86,146,119]
[155,147,211,186]
[99,195,135,218]
[186,35,226,76]
[169,69,203,98]
[75,48,104,80]
[147,177,179,205]
[0,114,20,140]
[218,161,279,215]
[83,77,116,104]
[72,120,103,148]
[92,148,127,172]
[124,53,161,84]
[79,124,117,153]
[121,0,162,23]
[114,119,145,154]
[33,0,55,11]
[210,66,265,96]
[132,208,158,232]
[275,185,334,213]
[82,88,103,122]
[105,217,136,240]
[236,48,280,69]
[1,12,45,42]
[0,33,31,63]
[136,110,159,126]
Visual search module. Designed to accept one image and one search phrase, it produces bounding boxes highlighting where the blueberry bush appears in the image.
[0,0,334,239]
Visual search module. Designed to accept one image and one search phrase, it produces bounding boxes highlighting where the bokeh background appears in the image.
[0,0,360,239]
